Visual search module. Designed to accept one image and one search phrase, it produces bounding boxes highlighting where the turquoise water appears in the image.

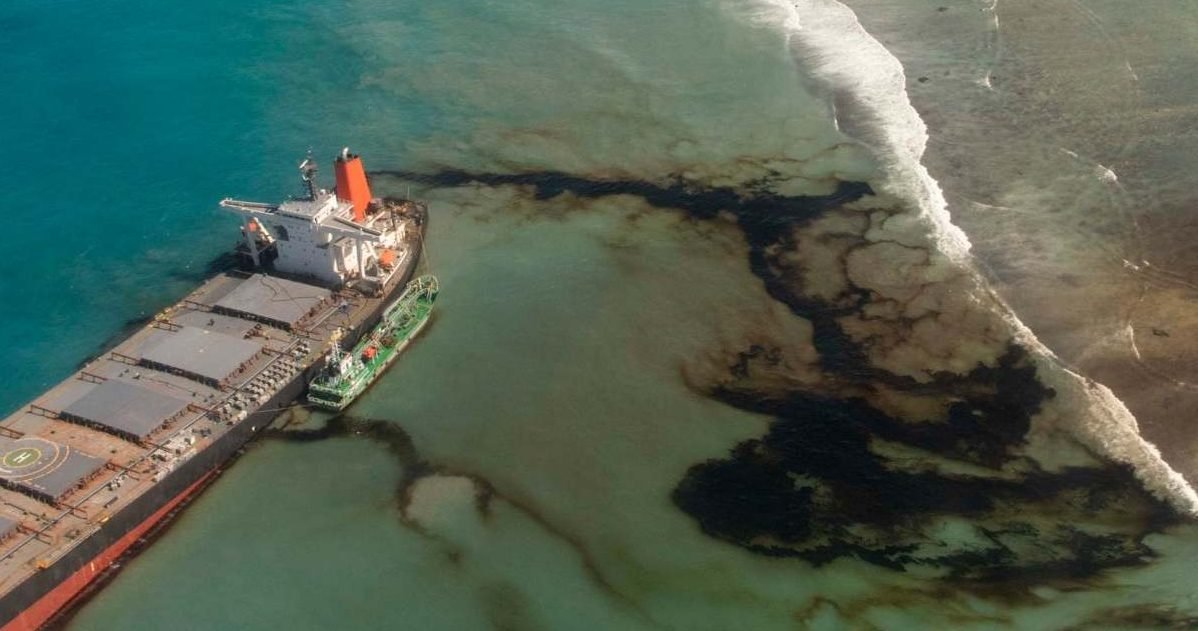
[3,0,1198,628]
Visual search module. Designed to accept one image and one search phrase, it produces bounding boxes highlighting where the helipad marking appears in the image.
[0,438,62,481]
[2,447,41,469]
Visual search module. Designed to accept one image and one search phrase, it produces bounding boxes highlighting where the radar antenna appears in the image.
[298,150,318,200]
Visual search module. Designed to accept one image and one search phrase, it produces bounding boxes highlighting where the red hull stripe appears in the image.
[2,471,217,631]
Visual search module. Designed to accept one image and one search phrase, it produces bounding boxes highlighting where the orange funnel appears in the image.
[334,149,372,222]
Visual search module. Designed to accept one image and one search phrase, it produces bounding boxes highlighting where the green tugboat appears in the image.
[308,275,439,411]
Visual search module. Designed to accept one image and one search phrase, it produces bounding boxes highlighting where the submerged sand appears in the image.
[840,0,1198,482]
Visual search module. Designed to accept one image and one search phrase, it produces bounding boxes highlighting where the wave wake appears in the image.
[741,0,1198,515]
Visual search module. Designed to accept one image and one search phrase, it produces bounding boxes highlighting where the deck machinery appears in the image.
[0,150,423,630]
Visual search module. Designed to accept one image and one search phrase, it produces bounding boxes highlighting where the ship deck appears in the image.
[0,229,420,599]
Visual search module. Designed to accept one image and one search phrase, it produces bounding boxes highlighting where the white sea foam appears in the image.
[746,0,973,263]
[1060,147,1120,183]
[1007,315,1198,515]
[741,0,1198,514]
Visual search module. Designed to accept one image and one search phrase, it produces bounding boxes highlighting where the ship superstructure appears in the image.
[221,149,412,290]
[0,149,423,630]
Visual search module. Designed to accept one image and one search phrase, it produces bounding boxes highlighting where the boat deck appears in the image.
[0,235,419,598]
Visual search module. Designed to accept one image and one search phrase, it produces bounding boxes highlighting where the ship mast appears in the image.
[298,152,318,200]
[324,327,349,382]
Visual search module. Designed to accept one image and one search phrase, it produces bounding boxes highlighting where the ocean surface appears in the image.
[2,0,1197,628]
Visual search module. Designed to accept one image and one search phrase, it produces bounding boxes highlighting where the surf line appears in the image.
[760,0,1198,514]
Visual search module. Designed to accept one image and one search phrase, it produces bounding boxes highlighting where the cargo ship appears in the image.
[0,149,424,630]
[308,274,439,412]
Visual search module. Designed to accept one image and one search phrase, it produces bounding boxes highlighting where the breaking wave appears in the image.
[741,0,1198,514]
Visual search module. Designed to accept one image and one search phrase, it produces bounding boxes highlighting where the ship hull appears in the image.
[0,238,422,630]
[308,279,437,413]
[1,470,218,631]
[308,313,432,412]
